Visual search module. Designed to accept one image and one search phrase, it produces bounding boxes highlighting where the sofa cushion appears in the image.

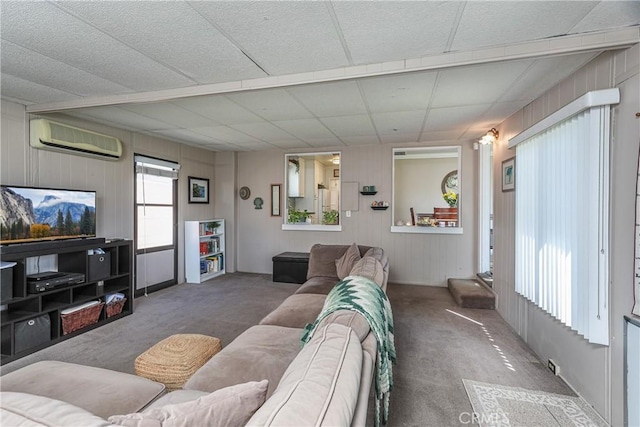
[184,325,302,398]
[259,294,326,328]
[0,360,166,419]
[335,242,361,279]
[108,380,268,427]
[306,244,348,279]
[294,276,338,295]
[0,392,112,427]
[247,323,362,426]
[350,256,385,287]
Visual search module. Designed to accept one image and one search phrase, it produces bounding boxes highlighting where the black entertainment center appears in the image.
[0,238,133,365]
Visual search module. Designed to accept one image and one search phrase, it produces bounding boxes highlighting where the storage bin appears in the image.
[15,314,51,353]
[1,261,16,302]
[61,301,104,335]
[106,298,127,318]
[88,253,111,281]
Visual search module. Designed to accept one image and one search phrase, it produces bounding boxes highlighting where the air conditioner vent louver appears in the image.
[30,119,122,161]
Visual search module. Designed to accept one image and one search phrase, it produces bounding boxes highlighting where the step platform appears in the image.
[448,278,495,310]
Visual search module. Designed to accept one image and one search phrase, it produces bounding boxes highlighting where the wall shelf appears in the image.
[371,206,389,211]
[360,191,377,195]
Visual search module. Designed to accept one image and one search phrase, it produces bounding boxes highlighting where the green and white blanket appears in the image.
[301,275,396,427]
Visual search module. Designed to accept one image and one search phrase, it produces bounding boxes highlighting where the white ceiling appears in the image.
[1,1,639,152]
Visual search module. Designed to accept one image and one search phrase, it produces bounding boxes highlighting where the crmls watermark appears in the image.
[459,411,509,424]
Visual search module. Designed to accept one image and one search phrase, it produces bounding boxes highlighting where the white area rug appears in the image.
[463,380,608,427]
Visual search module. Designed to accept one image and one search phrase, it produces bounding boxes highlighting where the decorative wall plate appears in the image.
[239,186,251,200]
[441,170,458,194]
[253,197,263,209]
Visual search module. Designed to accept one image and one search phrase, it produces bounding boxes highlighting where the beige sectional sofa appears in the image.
[0,243,389,426]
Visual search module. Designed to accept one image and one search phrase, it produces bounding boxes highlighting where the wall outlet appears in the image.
[548,359,560,376]
[346,210,351,218]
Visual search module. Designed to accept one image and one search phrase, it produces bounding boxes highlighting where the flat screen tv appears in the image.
[0,185,96,245]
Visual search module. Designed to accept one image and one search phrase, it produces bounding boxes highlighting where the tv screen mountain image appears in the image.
[0,185,96,244]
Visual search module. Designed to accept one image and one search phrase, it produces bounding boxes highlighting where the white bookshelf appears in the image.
[185,219,225,283]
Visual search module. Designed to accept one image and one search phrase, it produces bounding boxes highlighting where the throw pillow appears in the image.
[350,256,385,287]
[335,242,361,280]
[108,380,268,427]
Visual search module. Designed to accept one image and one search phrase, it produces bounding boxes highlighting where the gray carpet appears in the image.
[0,273,577,426]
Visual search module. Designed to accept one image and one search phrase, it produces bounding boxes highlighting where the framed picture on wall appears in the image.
[333,169,339,178]
[502,157,515,192]
[271,184,281,217]
[188,176,209,203]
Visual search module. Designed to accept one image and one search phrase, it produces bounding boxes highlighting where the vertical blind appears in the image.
[510,90,618,346]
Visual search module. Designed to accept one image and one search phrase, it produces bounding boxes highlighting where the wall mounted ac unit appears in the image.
[30,119,123,161]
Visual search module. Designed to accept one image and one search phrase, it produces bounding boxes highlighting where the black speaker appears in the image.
[15,314,51,353]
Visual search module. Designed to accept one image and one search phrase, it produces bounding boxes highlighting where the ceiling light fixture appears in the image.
[332,154,340,165]
[479,128,499,145]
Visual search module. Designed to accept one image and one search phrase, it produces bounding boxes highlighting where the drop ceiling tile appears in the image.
[191,1,348,75]
[319,115,377,137]
[288,81,367,117]
[0,1,192,91]
[570,1,640,34]
[431,60,533,108]
[64,106,175,132]
[304,137,344,148]
[332,1,460,64]
[191,126,262,145]
[379,132,420,144]
[228,89,314,121]
[56,1,266,84]
[270,119,336,140]
[229,122,299,143]
[451,2,598,51]
[371,110,427,135]
[173,96,262,125]
[360,71,437,113]
[150,129,220,145]
[500,53,596,102]
[419,130,466,142]
[268,139,311,150]
[424,105,489,132]
[120,103,215,128]
[340,136,380,146]
[1,41,132,97]
[0,73,80,104]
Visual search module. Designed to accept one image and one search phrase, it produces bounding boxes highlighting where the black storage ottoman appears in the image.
[272,252,310,284]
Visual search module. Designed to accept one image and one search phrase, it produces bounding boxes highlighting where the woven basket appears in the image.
[135,334,222,391]
[106,298,127,318]
[61,302,104,335]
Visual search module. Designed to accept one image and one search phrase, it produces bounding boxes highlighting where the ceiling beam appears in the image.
[25,27,639,114]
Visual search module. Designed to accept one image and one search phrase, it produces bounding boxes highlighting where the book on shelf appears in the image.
[199,238,220,256]
[200,254,224,274]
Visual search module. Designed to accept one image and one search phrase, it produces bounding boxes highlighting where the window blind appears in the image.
[134,154,179,179]
[510,89,618,346]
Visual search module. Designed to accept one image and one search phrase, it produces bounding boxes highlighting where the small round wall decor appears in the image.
[253,197,263,209]
[239,186,251,200]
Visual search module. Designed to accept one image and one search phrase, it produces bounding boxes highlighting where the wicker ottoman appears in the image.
[135,334,221,391]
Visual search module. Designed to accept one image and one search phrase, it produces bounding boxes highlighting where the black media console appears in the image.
[0,239,133,365]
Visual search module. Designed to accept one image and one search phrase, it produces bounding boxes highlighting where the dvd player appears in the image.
[27,272,85,293]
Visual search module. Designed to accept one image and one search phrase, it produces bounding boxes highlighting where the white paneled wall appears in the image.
[0,103,219,284]
[493,46,640,425]
[236,141,477,285]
